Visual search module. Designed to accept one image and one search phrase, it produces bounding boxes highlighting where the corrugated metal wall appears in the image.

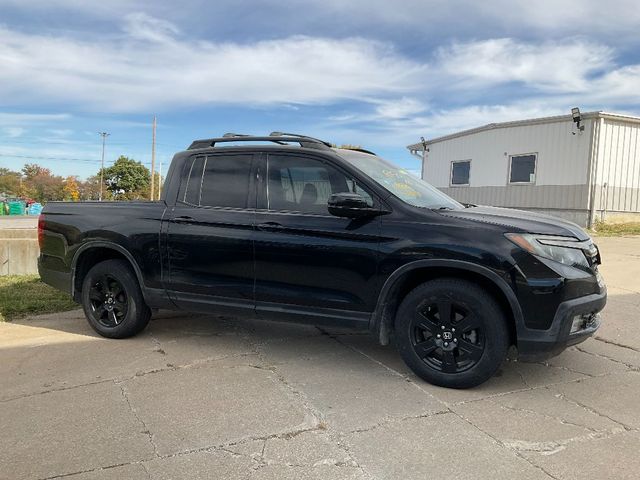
[423,118,593,191]
[594,118,640,213]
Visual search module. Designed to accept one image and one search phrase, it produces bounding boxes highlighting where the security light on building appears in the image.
[408,110,640,227]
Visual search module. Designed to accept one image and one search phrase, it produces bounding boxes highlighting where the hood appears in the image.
[440,205,589,240]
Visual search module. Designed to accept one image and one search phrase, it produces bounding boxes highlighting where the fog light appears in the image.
[570,313,597,334]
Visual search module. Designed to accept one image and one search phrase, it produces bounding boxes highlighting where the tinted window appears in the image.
[200,154,252,208]
[451,161,470,185]
[510,154,536,183]
[182,156,205,205]
[267,155,372,215]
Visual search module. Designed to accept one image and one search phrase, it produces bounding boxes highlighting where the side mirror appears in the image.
[328,192,379,218]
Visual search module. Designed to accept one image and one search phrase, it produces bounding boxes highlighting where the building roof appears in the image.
[407,111,640,152]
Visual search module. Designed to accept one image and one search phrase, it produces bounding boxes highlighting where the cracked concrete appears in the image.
[1,236,639,479]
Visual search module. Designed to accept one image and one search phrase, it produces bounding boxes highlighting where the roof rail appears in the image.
[269,131,332,148]
[339,147,377,156]
[187,134,332,150]
[222,132,252,138]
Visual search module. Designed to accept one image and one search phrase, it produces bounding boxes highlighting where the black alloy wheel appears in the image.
[88,273,129,328]
[410,299,485,374]
[395,278,509,389]
[81,259,151,338]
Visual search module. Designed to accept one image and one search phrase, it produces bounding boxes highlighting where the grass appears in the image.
[590,221,640,237]
[0,274,78,322]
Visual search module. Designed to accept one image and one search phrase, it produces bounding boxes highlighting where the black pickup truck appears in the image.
[38,133,606,388]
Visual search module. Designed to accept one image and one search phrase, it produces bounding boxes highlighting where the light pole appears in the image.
[98,132,110,201]
[150,115,156,200]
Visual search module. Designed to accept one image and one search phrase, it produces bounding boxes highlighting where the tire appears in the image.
[395,278,509,389]
[81,259,151,338]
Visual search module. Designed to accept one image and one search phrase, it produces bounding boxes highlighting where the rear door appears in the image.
[253,152,382,327]
[165,152,256,315]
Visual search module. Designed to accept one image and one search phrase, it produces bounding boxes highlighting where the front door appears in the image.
[253,153,382,327]
[166,152,256,315]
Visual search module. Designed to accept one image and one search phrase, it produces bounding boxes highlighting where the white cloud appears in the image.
[374,97,427,119]
[434,38,613,93]
[2,17,636,116]
[0,112,71,125]
[2,127,26,138]
[0,20,425,112]
[122,12,180,43]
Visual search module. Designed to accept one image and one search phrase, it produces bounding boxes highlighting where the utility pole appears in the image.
[98,132,110,201]
[150,115,156,200]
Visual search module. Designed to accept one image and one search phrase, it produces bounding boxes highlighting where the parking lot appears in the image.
[1,236,639,480]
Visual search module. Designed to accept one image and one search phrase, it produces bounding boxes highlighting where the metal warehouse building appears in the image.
[407,111,640,227]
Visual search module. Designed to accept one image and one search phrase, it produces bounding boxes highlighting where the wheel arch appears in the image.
[71,242,145,303]
[371,260,524,347]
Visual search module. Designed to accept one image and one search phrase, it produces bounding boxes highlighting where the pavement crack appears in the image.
[554,392,634,431]
[594,336,640,353]
[498,403,599,433]
[0,377,115,403]
[575,345,638,370]
[503,426,629,455]
[451,409,562,480]
[0,353,259,404]
[115,380,161,458]
[37,460,153,480]
[139,462,153,480]
[516,369,531,388]
[533,360,595,378]
[148,330,167,356]
[346,410,453,436]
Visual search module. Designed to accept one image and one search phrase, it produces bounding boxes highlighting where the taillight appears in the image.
[37,214,45,248]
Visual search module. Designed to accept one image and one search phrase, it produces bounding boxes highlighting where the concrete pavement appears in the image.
[1,236,639,480]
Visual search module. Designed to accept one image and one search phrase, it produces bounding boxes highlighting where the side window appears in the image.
[200,154,253,208]
[267,155,373,215]
[181,156,205,205]
[509,154,537,184]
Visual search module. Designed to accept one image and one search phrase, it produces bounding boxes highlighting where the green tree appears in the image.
[0,168,21,196]
[17,163,65,202]
[79,175,104,201]
[22,163,51,180]
[100,156,150,200]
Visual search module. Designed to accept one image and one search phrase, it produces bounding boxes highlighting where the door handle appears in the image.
[257,221,283,231]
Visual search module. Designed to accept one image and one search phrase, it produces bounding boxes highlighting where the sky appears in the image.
[1,0,639,179]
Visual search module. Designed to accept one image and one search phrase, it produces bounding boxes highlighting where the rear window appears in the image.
[200,155,253,208]
[182,156,205,205]
[179,154,253,208]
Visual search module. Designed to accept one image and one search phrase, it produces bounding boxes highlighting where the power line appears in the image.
[0,153,102,163]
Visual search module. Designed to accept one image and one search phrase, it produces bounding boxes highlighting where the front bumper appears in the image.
[516,288,606,361]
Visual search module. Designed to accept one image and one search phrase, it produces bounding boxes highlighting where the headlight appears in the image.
[505,233,591,269]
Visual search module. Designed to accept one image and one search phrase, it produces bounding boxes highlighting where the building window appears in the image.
[509,154,537,184]
[450,160,471,186]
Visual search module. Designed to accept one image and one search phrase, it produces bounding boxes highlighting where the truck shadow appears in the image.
[5,296,636,406]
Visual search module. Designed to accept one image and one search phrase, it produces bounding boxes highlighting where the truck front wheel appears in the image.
[395,278,509,389]
[81,259,151,338]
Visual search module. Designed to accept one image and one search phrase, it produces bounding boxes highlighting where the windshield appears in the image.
[336,149,463,210]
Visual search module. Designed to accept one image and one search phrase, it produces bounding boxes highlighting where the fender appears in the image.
[70,240,146,299]
[371,259,525,345]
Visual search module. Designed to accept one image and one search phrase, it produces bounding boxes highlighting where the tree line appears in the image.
[0,156,161,203]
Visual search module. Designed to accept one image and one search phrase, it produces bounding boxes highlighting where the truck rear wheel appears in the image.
[81,259,151,338]
[395,278,509,389]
